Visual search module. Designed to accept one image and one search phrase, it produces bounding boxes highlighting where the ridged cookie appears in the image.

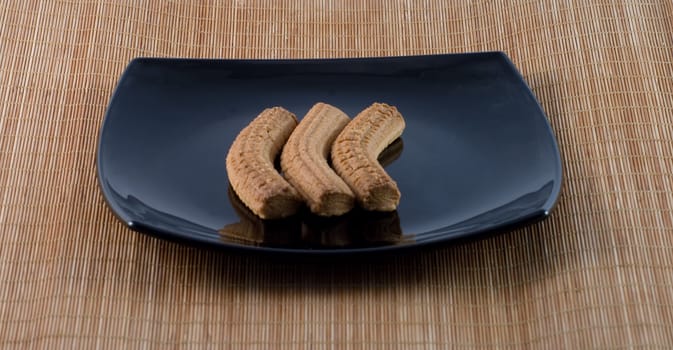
[331,103,405,211]
[225,107,302,219]
[280,102,355,216]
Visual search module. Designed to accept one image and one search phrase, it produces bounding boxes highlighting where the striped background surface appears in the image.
[1,1,672,348]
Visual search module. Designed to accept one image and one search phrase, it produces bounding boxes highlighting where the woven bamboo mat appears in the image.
[2,0,673,348]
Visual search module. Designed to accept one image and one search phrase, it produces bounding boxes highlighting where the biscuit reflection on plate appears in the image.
[219,185,301,247]
[352,209,405,244]
[221,186,413,248]
[300,214,353,247]
[301,209,408,248]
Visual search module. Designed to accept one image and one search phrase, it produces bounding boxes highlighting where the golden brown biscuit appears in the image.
[225,107,302,219]
[280,103,355,216]
[331,102,405,211]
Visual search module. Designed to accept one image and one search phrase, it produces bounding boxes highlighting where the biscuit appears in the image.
[280,103,355,216]
[225,107,302,219]
[331,103,405,211]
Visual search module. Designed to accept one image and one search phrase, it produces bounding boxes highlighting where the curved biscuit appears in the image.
[225,107,302,219]
[280,103,355,216]
[331,103,405,211]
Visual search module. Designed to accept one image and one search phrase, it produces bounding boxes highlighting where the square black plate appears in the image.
[97,52,562,255]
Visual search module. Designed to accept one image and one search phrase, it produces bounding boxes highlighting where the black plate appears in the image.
[97,52,562,255]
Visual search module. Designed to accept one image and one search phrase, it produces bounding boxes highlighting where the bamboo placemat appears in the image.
[1,1,672,348]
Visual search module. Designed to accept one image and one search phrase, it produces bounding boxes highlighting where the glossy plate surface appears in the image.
[97,52,562,255]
